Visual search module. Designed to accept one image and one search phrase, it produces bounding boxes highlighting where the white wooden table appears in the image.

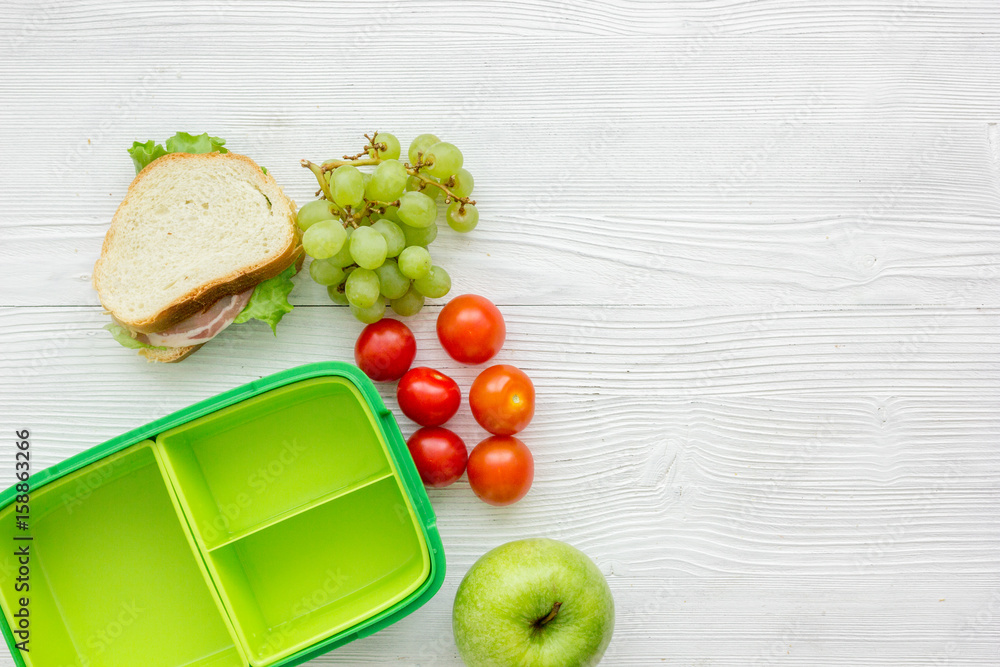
[2,2,999,665]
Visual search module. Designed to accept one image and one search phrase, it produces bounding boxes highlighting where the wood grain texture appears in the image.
[2,1,999,665]
[1,305,999,665]
[3,37,999,135]
[3,0,1000,37]
[4,34,1000,308]
[4,121,1000,306]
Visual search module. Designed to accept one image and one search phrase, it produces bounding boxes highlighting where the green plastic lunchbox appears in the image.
[0,362,446,667]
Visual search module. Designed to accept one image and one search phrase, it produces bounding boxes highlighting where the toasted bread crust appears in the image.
[131,249,304,363]
[138,344,203,363]
[94,152,299,335]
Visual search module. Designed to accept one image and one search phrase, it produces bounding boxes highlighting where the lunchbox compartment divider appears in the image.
[155,376,396,552]
[148,370,435,666]
[147,440,252,667]
[203,468,395,552]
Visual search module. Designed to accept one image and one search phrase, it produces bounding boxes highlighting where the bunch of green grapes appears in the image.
[298,132,478,323]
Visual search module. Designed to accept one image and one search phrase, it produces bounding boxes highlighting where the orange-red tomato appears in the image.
[467,435,534,506]
[436,294,506,365]
[469,365,535,435]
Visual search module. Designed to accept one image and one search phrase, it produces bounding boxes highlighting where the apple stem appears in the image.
[534,601,562,628]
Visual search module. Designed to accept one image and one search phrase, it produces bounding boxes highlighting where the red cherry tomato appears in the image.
[396,367,461,426]
[436,294,506,365]
[406,426,468,488]
[354,319,416,382]
[467,435,534,506]
[469,365,535,435]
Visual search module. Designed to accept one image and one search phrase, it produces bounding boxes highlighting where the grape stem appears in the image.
[365,199,401,213]
[319,157,380,170]
[301,160,338,211]
[404,164,476,209]
[343,206,364,228]
[342,131,387,161]
[347,199,398,227]
[300,132,476,219]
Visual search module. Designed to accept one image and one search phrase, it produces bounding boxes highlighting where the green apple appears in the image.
[453,538,615,667]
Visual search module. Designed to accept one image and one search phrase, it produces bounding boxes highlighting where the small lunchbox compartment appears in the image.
[204,476,431,666]
[157,377,393,550]
[0,442,245,667]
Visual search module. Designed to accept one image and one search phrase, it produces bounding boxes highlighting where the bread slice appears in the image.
[94,152,298,334]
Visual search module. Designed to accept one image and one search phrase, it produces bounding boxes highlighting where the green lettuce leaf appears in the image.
[165,132,229,155]
[126,132,229,174]
[104,323,168,351]
[233,264,297,335]
[127,140,168,173]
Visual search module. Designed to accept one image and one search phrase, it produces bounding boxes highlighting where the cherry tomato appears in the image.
[469,365,535,435]
[396,367,461,426]
[436,294,506,365]
[354,319,417,382]
[467,435,534,506]
[406,426,468,488]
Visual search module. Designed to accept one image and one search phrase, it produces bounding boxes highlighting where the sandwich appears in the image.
[94,132,301,362]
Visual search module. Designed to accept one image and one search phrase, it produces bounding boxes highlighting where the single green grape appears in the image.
[401,222,438,247]
[374,259,411,299]
[326,284,349,305]
[302,220,347,259]
[423,142,463,179]
[408,133,440,165]
[366,159,408,202]
[371,219,406,257]
[349,226,388,270]
[413,266,452,299]
[351,297,386,324]
[448,168,474,199]
[390,285,425,317]
[308,258,346,286]
[397,191,437,228]
[446,202,479,233]
[296,199,337,231]
[367,132,401,160]
[345,268,380,309]
[398,245,432,279]
[331,165,365,208]
[327,226,355,267]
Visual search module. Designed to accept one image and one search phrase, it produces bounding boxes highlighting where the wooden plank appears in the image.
[325,574,1000,665]
[3,123,999,306]
[2,0,1000,38]
[3,38,1000,139]
[4,303,997,476]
